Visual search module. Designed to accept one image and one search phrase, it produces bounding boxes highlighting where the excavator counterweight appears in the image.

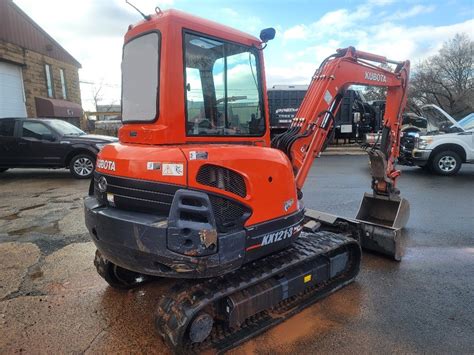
[84,8,411,351]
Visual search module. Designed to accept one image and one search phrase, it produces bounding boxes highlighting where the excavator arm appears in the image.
[273,47,410,260]
[273,47,410,198]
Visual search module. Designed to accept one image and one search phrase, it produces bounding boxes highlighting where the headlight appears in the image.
[415,136,432,149]
[95,143,107,150]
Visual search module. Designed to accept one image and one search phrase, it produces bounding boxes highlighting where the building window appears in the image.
[59,68,67,99]
[44,64,54,98]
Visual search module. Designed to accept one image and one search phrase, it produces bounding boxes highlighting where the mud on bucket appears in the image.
[356,193,410,229]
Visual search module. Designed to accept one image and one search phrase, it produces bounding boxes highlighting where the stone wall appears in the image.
[0,40,81,117]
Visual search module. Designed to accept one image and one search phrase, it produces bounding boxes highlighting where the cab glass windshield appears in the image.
[122,32,160,122]
[184,32,265,136]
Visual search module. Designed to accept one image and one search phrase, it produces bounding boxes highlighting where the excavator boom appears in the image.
[274,46,410,196]
[272,47,410,259]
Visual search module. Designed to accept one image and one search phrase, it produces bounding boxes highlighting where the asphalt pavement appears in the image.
[0,156,473,354]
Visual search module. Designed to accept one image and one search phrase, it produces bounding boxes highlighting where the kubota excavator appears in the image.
[84,8,410,352]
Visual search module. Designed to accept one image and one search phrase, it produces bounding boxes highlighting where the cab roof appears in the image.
[125,9,262,46]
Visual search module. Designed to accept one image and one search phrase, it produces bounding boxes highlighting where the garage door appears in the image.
[0,62,27,118]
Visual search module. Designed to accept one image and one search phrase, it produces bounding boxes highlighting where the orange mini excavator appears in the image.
[85,8,410,352]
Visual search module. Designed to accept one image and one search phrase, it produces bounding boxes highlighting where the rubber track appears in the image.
[155,231,361,353]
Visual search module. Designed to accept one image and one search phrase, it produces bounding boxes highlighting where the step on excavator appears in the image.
[84,7,410,352]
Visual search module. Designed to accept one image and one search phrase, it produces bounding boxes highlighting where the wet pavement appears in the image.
[0,157,473,354]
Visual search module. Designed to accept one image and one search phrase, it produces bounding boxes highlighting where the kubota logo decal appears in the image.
[283,198,294,211]
[365,71,387,83]
[97,159,116,171]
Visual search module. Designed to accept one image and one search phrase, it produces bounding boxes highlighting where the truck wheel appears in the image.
[431,150,462,176]
[0,168,8,173]
[70,154,95,179]
[94,250,149,290]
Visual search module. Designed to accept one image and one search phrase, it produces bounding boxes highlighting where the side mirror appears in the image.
[259,28,276,43]
[42,133,56,141]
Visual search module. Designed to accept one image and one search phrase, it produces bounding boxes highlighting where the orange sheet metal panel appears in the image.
[182,145,298,226]
[95,143,187,187]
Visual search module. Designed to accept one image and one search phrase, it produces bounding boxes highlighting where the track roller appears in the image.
[189,312,214,343]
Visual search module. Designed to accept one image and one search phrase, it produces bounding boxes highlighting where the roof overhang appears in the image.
[35,97,83,118]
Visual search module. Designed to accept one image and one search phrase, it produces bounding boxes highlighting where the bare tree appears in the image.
[363,86,386,101]
[90,80,119,114]
[91,81,104,112]
[408,33,473,118]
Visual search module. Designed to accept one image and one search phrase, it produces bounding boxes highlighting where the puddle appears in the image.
[0,213,19,221]
[30,270,44,280]
[0,204,47,221]
[19,204,46,212]
[233,283,363,354]
[8,221,60,236]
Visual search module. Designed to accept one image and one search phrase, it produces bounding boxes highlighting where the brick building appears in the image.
[0,0,82,121]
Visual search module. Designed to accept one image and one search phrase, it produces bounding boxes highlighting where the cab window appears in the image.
[184,32,265,136]
[122,32,160,122]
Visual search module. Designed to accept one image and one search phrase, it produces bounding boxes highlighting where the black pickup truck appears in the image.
[0,117,117,179]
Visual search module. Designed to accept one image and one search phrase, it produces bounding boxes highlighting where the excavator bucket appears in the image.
[305,194,410,261]
[356,193,410,229]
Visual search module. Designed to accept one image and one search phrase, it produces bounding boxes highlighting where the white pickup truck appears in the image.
[411,105,474,175]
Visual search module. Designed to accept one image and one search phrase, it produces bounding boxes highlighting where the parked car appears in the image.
[407,105,474,175]
[0,117,118,178]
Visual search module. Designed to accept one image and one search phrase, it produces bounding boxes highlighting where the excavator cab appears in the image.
[118,10,271,147]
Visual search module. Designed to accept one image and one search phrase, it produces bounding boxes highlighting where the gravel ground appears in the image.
[0,158,473,354]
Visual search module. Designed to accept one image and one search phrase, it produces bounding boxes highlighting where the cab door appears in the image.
[18,121,62,166]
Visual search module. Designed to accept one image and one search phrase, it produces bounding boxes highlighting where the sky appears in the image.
[13,0,474,111]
